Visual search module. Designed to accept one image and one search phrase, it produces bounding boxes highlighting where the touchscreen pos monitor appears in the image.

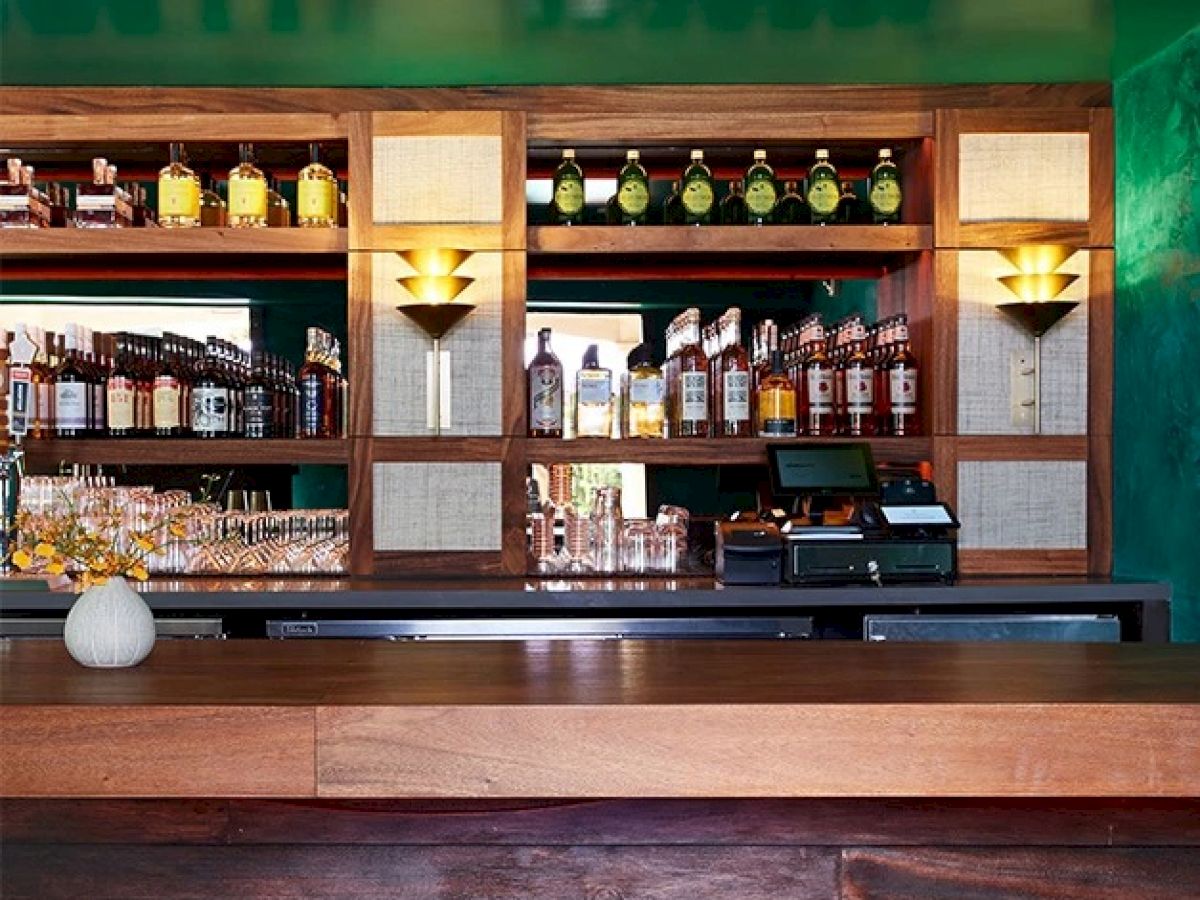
[766,443,878,522]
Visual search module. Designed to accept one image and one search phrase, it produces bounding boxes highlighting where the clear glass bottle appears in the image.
[575,344,613,439]
[887,315,920,435]
[624,343,665,439]
[670,308,709,438]
[805,148,840,225]
[614,149,650,225]
[744,149,778,225]
[717,308,752,437]
[869,148,903,225]
[227,143,268,228]
[756,350,797,437]
[550,149,585,225]
[527,327,563,438]
[680,150,715,225]
[157,143,200,228]
[297,142,338,228]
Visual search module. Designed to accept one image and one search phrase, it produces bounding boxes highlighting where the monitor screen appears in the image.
[767,443,879,497]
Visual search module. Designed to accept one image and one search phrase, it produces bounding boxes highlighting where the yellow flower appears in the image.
[45,560,66,575]
[132,533,155,553]
[34,542,57,559]
[130,564,150,582]
[168,522,186,539]
[11,548,33,569]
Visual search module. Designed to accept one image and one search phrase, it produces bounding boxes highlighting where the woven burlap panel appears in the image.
[372,462,502,552]
[957,460,1087,549]
[372,135,503,224]
[959,132,1089,222]
[371,251,504,436]
[956,249,1089,436]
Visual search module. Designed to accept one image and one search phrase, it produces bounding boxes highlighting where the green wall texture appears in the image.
[1114,25,1200,641]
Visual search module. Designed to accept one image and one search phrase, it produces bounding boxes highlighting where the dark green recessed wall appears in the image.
[1113,25,1200,641]
[0,0,1184,86]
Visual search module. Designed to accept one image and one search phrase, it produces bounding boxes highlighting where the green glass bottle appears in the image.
[615,149,650,225]
[680,149,715,225]
[838,180,865,224]
[868,148,903,224]
[774,180,807,224]
[805,148,840,225]
[551,149,585,225]
[720,180,747,225]
[743,149,778,225]
[663,180,683,225]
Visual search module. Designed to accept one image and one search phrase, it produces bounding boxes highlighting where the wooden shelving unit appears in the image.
[526,436,933,466]
[1,227,348,256]
[527,225,932,255]
[17,439,348,467]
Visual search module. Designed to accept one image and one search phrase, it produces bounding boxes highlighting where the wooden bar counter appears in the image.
[3,640,1199,897]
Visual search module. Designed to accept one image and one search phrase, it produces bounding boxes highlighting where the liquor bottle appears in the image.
[267,176,291,227]
[192,337,230,439]
[756,350,797,437]
[54,325,89,439]
[838,181,865,224]
[527,327,563,438]
[0,158,49,229]
[199,173,227,227]
[805,149,840,225]
[297,142,338,228]
[550,149,585,225]
[48,183,69,227]
[775,179,806,222]
[88,330,107,435]
[744,149,778,226]
[670,308,709,438]
[887,315,920,435]
[753,320,778,397]
[680,150,715,225]
[228,143,268,228]
[105,334,138,438]
[575,344,613,438]
[719,181,747,225]
[152,335,183,437]
[804,322,836,436]
[869,148,903,224]
[614,149,650,225]
[25,326,51,438]
[135,336,155,435]
[624,343,665,439]
[244,351,274,439]
[716,307,752,437]
[76,158,123,229]
[662,180,683,225]
[840,320,876,437]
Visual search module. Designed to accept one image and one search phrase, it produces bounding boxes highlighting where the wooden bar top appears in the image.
[2,641,1198,799]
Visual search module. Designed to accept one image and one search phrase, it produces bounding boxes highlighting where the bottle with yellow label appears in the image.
[551,149,585,225]
[297,142,338,228]
[869,148,903,225]
[615,149,650,225]
[227,143,267,228]
[805,149,840,225]
[744,149,778,226]
[756,349,797,437]
[680,149,715,225]
[157,142,200,228]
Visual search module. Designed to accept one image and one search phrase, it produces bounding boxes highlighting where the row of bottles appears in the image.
[525,310,919,440]
[0,143,344,230]
[5,324,345,440]
[551,147,902,226]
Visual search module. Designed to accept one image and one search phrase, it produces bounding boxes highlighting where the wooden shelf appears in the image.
[17,438,348,467]
[527,225,931,255]
[525,436,932,466]
[1,227,348,256]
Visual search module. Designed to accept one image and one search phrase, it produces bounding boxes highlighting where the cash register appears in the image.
[715,442,959,586]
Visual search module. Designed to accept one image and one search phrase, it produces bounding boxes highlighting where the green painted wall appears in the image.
[1113,25,1200,641]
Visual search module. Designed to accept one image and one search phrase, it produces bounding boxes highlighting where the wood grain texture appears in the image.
[842,847,1200,900]
[0,112,348,142]
[1089,108,1116,247]
[370,436,513,462]
[19,438,348,467]
[362,223,511,250]
[1089,250,1115,576]
[933,435,958,510]
[372,551,507,577]
[0,844,837,900]
[960,549,1090,575]
[528,225,932,253]
[954,435,1088,460]
[0,707,315,798]
[952,108,1095,132]
[316,703,1200,798]
[348,438,374,576]
[500,112,528,252]
[528,111,933,142]
[952,221,1094,249]
[0,255,347,282]
[371,110,507,137]
[0,227,347,256]
[347,253,373,438]
[346,111,374,254]
[932,251,959,435]
[525,436,933,465]
[934,110,961,246]
[0,800,231,845]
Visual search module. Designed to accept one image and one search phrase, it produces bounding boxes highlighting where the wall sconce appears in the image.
[395,248,475,436]
[995,244,1080,435]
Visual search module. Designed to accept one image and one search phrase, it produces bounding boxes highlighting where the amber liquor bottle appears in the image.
[105,334,138,438]
[527,327,564,438]
[157,143,200,228]
[192,337,231,439]
[804,323,837,436]
[716,307,752,437]
[670,308,709,438]
[297,143,338,228]
[244,351,274,439]
[298,328,337,439]
[756,350,797,437]
[153,334,183,437]
[840,320,876,436]
[54,325,89,438]
[228,144,268,228]
[887,315,920,435]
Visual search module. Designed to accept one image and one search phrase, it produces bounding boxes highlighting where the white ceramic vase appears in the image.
[63,576,156,668]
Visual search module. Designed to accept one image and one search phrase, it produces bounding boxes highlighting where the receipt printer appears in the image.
[715,521,782,585]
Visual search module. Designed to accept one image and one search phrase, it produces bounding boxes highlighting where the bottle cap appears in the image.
[815,149,829,160]
[879,148,892,159]
[627,149,639,161]
[690,149,704,160]
[562,149,575,159]
[753,149,767,161]
[539,327,552,339]
[627,342,654,369]
[582,344,600,367]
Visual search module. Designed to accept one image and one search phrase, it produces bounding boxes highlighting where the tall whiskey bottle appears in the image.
[153,334,183,437]
[680,150,715,225]
[298,329,336,439]
[868,148,903,225]
[54,325,88,439]
[297,143,338,228]
[551,149,585,225]
[670,308,709,438]
[228,144,268,228]
[105,334,138,438]
[805,149,840,225]
[840,320,876,436]
[624,343,665,439]
[804,323,836,436]
[744,149,778,226]
[244,351,274,439]
[717,308,751,437]
[614,150,650,225]
[192,337,230,439]
[756,350,797,437]
[527,327,563,438]
[157,142,200,228]
[887,315,920,435]
[575,344,613,438]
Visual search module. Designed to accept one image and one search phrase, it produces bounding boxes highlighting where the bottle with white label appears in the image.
[575,344,613,439]
[527,328,563,438]
[804,323,836,437]
[670,308,709,438]
[54,325,89,439]
[717,308,751,437]
[840,320,876,437]
[106,333,138,438]
[887,315,920,436]
[623,343,665,439]
[191,337,230,439]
